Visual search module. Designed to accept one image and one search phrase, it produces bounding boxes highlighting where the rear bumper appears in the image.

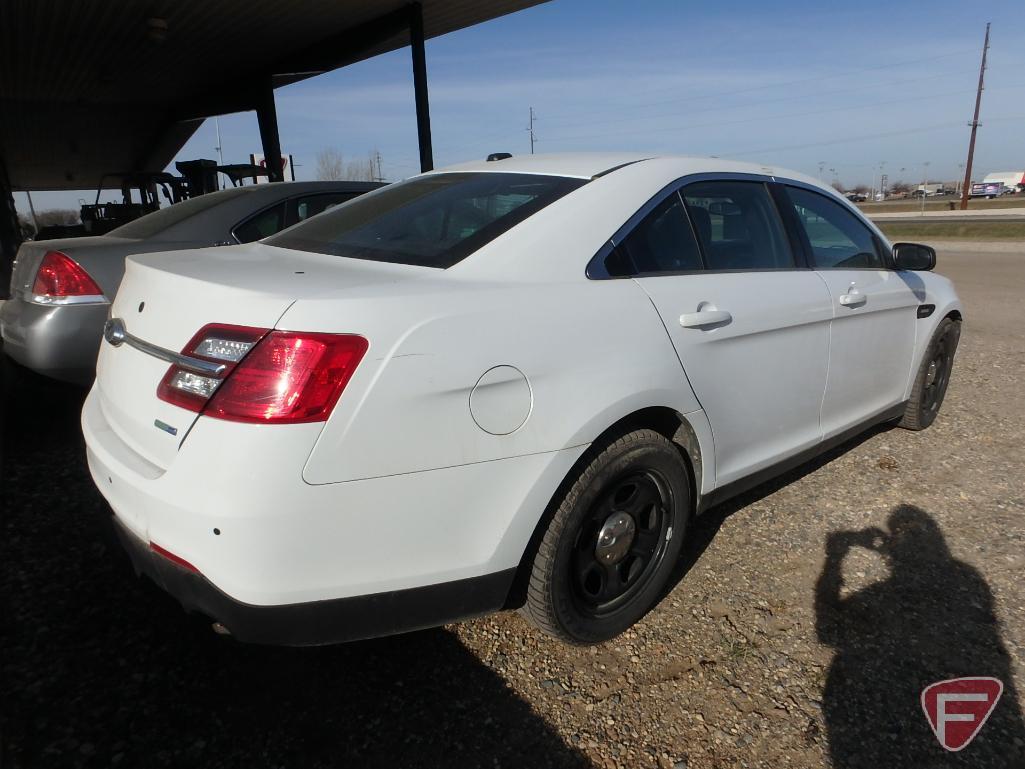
[0,295,108,384]
[82,385,585,643]
[110,514,514,645]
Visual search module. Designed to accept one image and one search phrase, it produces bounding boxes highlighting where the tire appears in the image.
[521,428,690,644]
[900,317,960,431]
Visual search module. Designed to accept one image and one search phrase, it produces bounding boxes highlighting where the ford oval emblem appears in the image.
[103,317,126,347]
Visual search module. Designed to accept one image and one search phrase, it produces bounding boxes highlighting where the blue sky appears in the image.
[22,0,1025,213]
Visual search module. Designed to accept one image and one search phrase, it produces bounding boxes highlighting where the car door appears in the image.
[621,179,833,487]
[778,184,918,438]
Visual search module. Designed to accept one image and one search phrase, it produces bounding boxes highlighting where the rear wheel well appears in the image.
[503,407,702,610]
[945,309,962,322]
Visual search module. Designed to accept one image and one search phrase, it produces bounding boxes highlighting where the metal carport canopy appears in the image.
[0,0,546,191]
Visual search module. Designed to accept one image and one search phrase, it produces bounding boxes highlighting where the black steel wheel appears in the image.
[521,428,690,644]
[570,469,674,618]
[900,317,960,431]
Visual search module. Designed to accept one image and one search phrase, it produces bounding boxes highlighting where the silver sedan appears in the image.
[2,181,380,384]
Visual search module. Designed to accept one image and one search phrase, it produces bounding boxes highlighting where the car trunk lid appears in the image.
[93,243,423,469]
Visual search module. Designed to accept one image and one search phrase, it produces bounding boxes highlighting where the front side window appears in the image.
[784,186,884,269]
[616,193,703,275]
[266,173,586,268]
[681,181,793,270]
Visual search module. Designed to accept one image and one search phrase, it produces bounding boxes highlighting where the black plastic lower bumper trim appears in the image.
[110,517,516,646]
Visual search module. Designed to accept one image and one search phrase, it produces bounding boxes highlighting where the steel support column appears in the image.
[255,79,284,182]
[0,151,21,299]
[409,2,434,172]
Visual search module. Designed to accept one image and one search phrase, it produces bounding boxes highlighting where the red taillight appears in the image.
[207,332,368,423]
[157,324,269,412]
[156,324,368,424]
[149,542,199,573]
[32,251,104,297]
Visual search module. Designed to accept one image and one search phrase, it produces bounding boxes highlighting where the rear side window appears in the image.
[266,173,586,268]
[295,192,361,222]
[617,193,703,275]
[681,181,793,270]
[233,201,288,243]
[783,186,884,269]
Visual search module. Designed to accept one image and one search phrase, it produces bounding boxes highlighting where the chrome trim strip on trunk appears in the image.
[28,293,110,306]
[103,318,226,377]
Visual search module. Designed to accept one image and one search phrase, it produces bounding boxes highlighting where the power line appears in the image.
[723,121,967,157]
[536,67,974,135]
[538,82,1024,145]
[540,48,980,127]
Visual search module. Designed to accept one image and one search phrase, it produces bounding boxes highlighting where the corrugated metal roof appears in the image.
[0,0,546,190]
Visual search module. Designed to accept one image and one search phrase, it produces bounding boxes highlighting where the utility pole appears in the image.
[527,107,537,154]
[25,190,39,233]
[921,161,930,214]
[214,117,224,189]
[373,150,384,182]
[960,22,990,210]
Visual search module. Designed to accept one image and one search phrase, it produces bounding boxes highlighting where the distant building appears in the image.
[982,171,1025,192]
[915,182,951,196]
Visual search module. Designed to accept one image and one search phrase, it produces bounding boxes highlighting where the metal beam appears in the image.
[173,8,410,123]
[409,3,434,173]
[0,149,21,299]
[255,79,283,183]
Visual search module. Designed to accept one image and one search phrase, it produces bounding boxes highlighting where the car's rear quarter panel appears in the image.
[286,278,702,484]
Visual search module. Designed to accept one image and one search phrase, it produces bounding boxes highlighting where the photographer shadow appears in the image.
[815,505,1025,768]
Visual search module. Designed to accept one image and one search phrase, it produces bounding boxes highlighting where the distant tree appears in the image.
[316,148,345,180]
[316,148,382,181]
[831,181,846,193]
[890,180,911,194]
[17,208,79,240]
[35,209,79,227]
[17,213,35,239]
[853,184,870,195]
[343,157,375,182]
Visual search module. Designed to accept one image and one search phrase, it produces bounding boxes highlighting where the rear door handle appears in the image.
[679,309,732,328]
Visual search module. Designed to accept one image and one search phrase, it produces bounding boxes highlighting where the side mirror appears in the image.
[892,242,936,271]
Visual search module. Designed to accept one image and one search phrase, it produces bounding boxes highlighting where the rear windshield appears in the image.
[266,172,586,268]
[108,187,253,239]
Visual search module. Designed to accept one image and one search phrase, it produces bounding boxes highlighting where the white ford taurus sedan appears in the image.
[82,153,961,645]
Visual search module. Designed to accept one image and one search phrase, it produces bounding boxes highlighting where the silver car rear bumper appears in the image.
[0,295,109,385]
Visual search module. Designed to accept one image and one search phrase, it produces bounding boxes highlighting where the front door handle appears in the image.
[679,309,732,328]
[839,281,867,307]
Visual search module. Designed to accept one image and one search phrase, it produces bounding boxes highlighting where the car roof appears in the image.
[106,180,384,241]
[431,152,824,188]
[213,180,383,200]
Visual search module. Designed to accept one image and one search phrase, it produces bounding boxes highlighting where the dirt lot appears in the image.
[2,241,1024,769]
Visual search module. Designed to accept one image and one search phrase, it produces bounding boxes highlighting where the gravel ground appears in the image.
[3,241,1024,768]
